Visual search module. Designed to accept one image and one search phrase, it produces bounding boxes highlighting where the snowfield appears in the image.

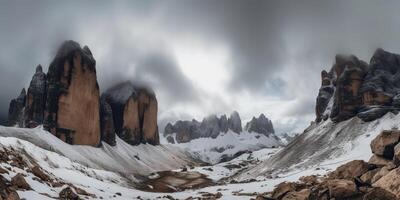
[160,130,282,164]
[0,113,397,199]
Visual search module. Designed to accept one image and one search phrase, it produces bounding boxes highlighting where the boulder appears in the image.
[11,173,30,190]
[271,182,297,199]
[59,187,79,200]
[24,65,47,127]
[31,166,50,182]
[360,168,380,184]
[371,166,391,183]
[394,143,400,165]
[327,179,358,199]
[282,189,311,200]
[228,111,242,133]
[44,40,101,146]
[103,82,159,145]
[373,167,400,198]
[99,97,116,146]
[368,154,394,167]
[166,136,175,144]
[8,89,26,127]
[363,187,397,200]
[370,130,400,159]
[329,160,372,180]
[245,114,275,135]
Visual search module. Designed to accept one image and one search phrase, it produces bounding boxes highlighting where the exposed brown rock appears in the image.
[281,189,311,200]
[59,187,79,200]
[31,166,50,182]
[362,187,397,200]
[394,143,400,165]
[315,70,335,122]
[44,41,101,146]
[11,173,30,190]
[373,167,400,198]
[370,130,400,159]
[327,179,358,199]
[360,168,380,184]
[271,182,298,199]
[104,82,159,145]
[368,154,394,167]
[329,160,372,180]
[371,166,391,184]
[330,54,367,122]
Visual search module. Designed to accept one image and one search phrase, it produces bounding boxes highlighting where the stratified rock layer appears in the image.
[44,40,101,146]
[100,96,116,146]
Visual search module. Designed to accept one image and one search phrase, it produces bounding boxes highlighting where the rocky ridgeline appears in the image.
[316,48,400,123]
[7,40,159,147]
[256,129,400,200]
[164,112,275,144]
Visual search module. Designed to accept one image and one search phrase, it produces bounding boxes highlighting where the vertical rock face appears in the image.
[103,82,159,145]
[329,55,368,122]
[100,97,116,146]
[315,49,400,123]
[244,114,275,135]
[315,70,334,122]
[228,111,242,133]
[25,65,47,128]
[8,89,26,126]
[44,40,101,146]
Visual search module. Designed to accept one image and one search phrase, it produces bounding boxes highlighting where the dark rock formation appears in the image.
[44,40,101,146]
[228,111,242,133]
[25,65,47,128]
[244,114,275,135]
[100,97,116,146]
[164,112,275,144]
[315,48,400,123]
[103,81,159,145]
[8,89,26,127]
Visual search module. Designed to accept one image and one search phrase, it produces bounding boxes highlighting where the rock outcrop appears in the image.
[244,114,275,135]
[44,40,101,146]
[99,97,116,146]
[25,65,47,128]
[257,129,400,200]
[315,48,400,123]
[8,89,26,127]
[228,111,242,133]
[7,40,160,147]
[103,82,159,145]
[163,111,244,143]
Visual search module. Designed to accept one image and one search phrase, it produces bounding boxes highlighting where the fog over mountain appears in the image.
[1,0,400,133]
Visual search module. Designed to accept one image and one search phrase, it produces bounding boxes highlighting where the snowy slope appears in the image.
[235,112,400,181]
[0,126,195,176]
[160,130,282,164]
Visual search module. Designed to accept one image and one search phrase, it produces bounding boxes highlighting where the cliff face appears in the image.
[25,65,47,128]
[244,114,275,135]
[315,48,400,123]
[103,82,159,145]
[44,40,100,146]
[7,40,160,147]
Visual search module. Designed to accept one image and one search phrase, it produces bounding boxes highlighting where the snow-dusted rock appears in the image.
[244,114,275,135]
[228,111,242,133]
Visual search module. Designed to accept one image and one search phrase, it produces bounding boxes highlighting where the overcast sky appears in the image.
[1,0,400,133]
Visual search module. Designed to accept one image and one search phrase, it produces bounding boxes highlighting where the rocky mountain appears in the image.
[163,111,246,144]
[7,40,160,147]
[316,48,400,123]
[244,114,275,135]
[102,81,159,145]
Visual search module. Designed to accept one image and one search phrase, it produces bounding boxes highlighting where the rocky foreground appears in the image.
[256,129,400,200]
